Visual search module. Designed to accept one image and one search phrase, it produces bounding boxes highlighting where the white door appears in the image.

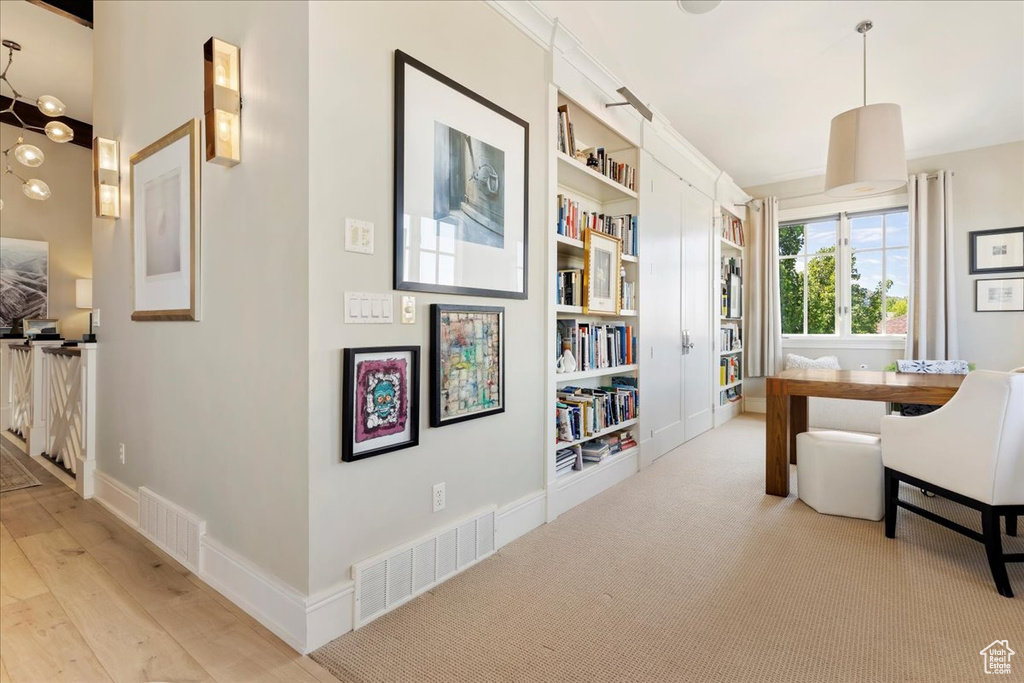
[639,154,685,461]
[681,183,714,440]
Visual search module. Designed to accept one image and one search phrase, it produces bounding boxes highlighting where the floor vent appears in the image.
[138,486,205,572]
[352,506,496,628]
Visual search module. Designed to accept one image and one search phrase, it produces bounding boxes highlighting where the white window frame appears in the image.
[778,197,909,351]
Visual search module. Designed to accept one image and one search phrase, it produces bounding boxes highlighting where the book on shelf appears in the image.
[722,214,744,245]
[620,268,636,311]
[721,387,742,405]
[555,319,636,372]
[720,322,742,352]
[555,103,635,192]
[720,355,740,386]
[557,269,582,307]
[555,384,639,444]
[556,444,583,476]
[556,194,638,256]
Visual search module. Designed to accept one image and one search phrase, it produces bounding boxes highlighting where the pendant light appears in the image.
[824,21,906,197]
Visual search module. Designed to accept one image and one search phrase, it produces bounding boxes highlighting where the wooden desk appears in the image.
[765,369,965,496]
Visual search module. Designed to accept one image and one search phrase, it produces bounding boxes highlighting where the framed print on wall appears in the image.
[969,227,1023,274]
[394,50,529,299]
[342,346,420,462]
[0,237,48,327]
[431,304,504,427]
[975,278,1024,312]
[583,231,622,315]
[130,119,201,321]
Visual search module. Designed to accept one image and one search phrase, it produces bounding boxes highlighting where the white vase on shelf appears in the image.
[556,349,577,374]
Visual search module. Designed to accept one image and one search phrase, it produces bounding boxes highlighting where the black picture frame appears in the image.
[969,227,1024,274]
[430,304,505,427]
[393,50,529,299]
[974,278,1024,313]
[342,346,420,462]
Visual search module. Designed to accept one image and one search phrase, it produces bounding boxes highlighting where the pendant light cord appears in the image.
[862,29,867,107]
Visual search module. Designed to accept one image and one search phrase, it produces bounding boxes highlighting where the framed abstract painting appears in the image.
[342,346,420,462]
[431,304,504,427]
[393,50,528,299]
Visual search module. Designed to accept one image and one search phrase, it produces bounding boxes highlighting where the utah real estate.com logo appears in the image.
[979,640,1014,675]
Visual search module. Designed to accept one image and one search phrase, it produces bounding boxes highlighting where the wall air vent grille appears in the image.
[138,487,205,572]
[352,506,497,628]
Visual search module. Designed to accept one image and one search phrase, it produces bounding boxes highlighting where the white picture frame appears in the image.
[975,278,1024,312]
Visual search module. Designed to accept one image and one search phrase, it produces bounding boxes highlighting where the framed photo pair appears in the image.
[393,50,529,299]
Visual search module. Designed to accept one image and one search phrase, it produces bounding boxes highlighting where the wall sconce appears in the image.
[204,37,241,166]
[93,137,119,218]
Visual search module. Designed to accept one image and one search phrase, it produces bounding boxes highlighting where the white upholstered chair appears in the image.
[881,370,1024,597]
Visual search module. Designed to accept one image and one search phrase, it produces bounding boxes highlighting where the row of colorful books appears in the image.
[555,379,639,444]
[556,319,636,371]
[720,355,741,386]
[721,322,741,352]
[555,428,639,477]
[723,214,744,245]
[557,269,582,307]
[556,104,636,192]
[556,194,638,256]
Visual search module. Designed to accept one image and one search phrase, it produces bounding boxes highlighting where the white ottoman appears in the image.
[797,430,884,521]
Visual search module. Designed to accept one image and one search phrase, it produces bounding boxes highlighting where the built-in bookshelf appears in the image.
[550,93,641,500]
[716,206,745,427]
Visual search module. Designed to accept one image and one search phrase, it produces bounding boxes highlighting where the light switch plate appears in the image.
[400,296,416,324]
[345,292,394,324]
[344,218,374,255]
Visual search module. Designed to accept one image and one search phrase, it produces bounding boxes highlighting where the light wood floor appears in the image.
[0,443,337,683]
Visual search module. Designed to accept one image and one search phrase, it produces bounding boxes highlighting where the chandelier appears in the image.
[1,39,75,203]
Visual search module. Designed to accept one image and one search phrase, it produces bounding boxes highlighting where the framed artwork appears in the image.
[342,346,420,462]
[394,50,529,299]
[969,227,1023,274]
[23,318,59,337]
[728,273,742,319]
[130,119,201,321]
[431,304,504,427]
[583,231,621,315]
[975,278,1024,312]
[0,237,48,327]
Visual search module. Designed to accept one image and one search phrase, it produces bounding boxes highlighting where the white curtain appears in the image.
[745,197,783,377]
[905,171,959,360]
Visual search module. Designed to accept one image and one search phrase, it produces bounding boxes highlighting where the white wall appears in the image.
[92,0,311,591]
[307,0,547,595]
[744,141,1024,398]
[1,123,93,339]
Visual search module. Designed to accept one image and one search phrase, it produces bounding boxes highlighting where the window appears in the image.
[779,208,909,338]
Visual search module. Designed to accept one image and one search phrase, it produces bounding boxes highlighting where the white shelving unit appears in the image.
[548,91,641,517]
[715,206,745,427]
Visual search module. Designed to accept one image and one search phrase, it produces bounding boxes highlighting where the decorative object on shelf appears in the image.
[0,237,47,327]
[22,317,59,338]
[583,231,622,315]
[342,346,420,462]
[824,21,906,198]
[975,278,1023,312]
[76,278,96,342]
[203,37,241,166]
[556,348,577,374]
[129,119,202,321]
[93,137,120,218]
[0,39,75,204]
[431,304,504,427]
[394,50,528,299]
[969,227,1023,274]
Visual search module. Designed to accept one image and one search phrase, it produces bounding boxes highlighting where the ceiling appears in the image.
[0,0,92,123]
[532,0,1024,188]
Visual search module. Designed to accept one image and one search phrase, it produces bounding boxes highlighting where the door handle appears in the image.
[682,330,696,354]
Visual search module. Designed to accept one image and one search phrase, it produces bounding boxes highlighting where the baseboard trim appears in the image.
[744,397,766,414]
[305,581,354,652]
[496,490,546,549]
[93,470,139,527]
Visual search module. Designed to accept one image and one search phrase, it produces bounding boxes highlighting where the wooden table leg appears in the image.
[766,377,789,496]
[789,395,807,465]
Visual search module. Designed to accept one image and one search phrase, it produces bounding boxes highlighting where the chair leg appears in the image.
[981,506,1014,598]
[1007,514,1018,537]
[884,468,898,539]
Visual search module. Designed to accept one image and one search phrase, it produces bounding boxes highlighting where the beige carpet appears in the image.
[311,415,1023,683]
[0,436,40,493]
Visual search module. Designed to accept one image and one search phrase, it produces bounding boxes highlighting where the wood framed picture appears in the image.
[583,231,622,315]
[22,318,59,337]
[969,227,1023,274]
[0,237,48,327]
[975,278,1024,312]
[342,346,420,462]
[431,304,504,427]
[130,119,201,321]
[394,50,529,299]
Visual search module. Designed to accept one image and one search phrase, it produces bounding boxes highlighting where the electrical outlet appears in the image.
[432,482,445,513]
[118,443,125,464]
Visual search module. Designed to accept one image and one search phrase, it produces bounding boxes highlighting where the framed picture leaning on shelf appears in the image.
[431,304,504,427]
[393,50,529,299]
[583,231,621,315]
[969,227,1023,274]
[342,346,420,462]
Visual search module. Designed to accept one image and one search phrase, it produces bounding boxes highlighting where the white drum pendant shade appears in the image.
[824,102,906,197]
